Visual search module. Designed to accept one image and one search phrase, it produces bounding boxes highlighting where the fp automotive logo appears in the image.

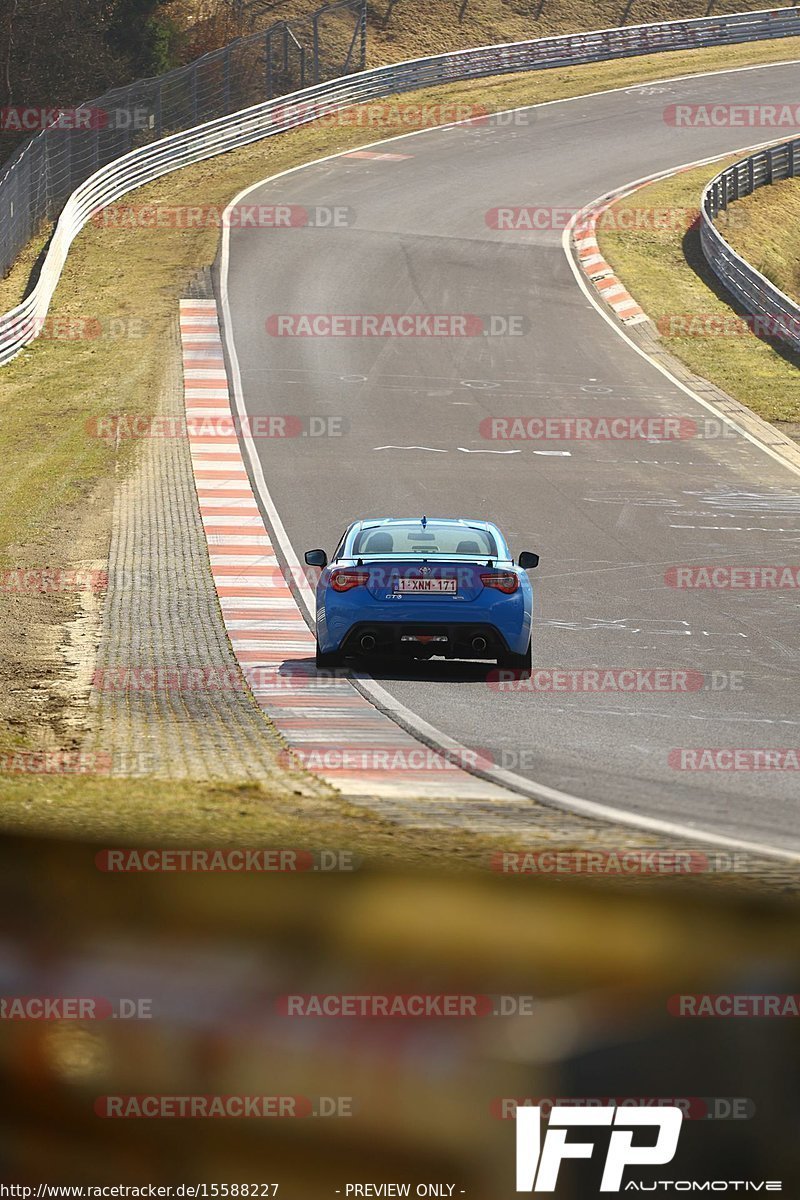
[515,1105,683,1192]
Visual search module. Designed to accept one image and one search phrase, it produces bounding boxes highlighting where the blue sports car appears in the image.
[304,517,538,675]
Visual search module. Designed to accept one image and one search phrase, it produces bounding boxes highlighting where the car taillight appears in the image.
[480,571,519,594]
[330,569,370,592]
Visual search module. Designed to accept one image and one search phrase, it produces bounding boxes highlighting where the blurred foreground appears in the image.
[0,834,797,1194]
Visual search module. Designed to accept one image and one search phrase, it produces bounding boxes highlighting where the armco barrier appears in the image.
[701,137,800,351]
[3,6,800,366]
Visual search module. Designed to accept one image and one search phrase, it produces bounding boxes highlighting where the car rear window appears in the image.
[351,523,497,557]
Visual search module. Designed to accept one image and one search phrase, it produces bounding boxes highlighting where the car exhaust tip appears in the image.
[360,633,376,652]
[471,636,488,654]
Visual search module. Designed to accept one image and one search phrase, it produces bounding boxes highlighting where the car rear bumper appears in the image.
[337,621,516,660]
[316,583,531,656]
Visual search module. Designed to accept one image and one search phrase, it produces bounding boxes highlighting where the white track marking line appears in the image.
[374,444,448,452]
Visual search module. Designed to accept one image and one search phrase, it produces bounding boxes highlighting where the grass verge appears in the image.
[722,174,800,303]
[0,774,517,867]
[2,39,800,845]
[596,158,800,426]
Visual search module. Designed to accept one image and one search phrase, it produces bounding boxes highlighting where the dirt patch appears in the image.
[0,474,114,756]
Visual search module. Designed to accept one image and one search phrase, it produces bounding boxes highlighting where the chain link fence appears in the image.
[0,0,366,278]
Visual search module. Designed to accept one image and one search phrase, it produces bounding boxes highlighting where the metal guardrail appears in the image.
[701,137,800,351]
[3,5,800,365]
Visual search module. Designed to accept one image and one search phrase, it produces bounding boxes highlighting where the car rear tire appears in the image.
[315,643,343,670]
[497,640,532,678]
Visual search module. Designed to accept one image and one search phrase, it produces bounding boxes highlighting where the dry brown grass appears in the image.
[722,174,800,303]
[164,0,800,67]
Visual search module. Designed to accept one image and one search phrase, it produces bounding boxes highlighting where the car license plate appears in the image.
[394,578,456,593]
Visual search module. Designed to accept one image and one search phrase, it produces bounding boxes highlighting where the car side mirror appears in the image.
[518,551,539,570]
[304,549,328,568]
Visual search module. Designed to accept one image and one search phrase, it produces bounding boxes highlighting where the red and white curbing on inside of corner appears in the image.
[573,203,648,327]
[179,298,511,801]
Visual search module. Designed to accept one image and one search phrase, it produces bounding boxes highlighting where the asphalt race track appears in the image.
[223,60,800,854]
